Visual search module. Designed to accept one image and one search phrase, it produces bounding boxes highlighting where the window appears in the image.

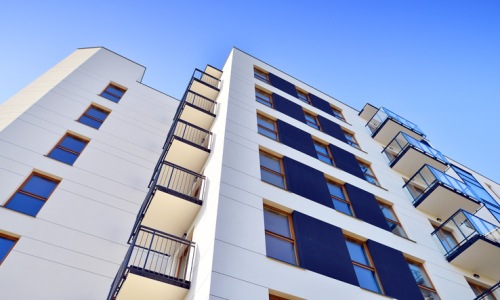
[379,202,407,238]
[331,106,345,121]
[407,260,440,300]
[468,281,497,300]
[327,181,353,216]
[260,151,286,189]
[344,131,360,149]
[264,206,297,265]
[254,68,269,83]
[358,161,380,186]
[257,114,278,141]
[297,90,310,104]
[0,233,17,265]
[256,88,273,107]
[78,105,110,129]
[345,238,383,293]
[314,141,334,165]
[304,112,320,130]
[100,83,126,103]
[4,173,59,217]
[269,295,290,300]
[433,226,458,253]
[48,133,89,165]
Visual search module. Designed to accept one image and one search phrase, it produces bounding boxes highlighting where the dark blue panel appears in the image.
[366,240,424,300]
[282,157,332,208]
[292,211,359,286]
[268,73,298,97]
[309,94,334,116]
[5,193,45,216]
[59,136,87,153]
[318,115,348,143]
[276,120,316,157]
[344,184,390,231]
[0,237,15,261]
[328,145,365,179]
[273,94,306,123]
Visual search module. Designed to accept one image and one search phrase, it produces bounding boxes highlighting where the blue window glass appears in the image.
[78,105,109,129]
[0,235,17,264]
[264,207,297,265]
[100,84,126,102]
[48,134,88,165]
[346,239,382,293]
[5,174,59,217]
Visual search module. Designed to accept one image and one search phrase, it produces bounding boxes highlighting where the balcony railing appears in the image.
[167,119,212,150]
[193,69,220,90]
[474,281,500,300]
[383,132,448,166]
[108,226,195,300]
[367,107,425,137]
[184,90,217,115]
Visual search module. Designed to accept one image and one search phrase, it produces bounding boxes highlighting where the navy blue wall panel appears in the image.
[318,115,348,143]
[268,73,298,98]
[282,157,332,208]
[344,184,390,231]
[328,145,365,179]
[277,120,316,157]
[309,94,334,116]
[292,211,359,286]
[273,94,306,123]
[366,240,424,300]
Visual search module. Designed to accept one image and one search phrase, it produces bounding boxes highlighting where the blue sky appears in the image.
[1,1,499,182]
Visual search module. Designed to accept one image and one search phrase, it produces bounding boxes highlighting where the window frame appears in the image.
[327,180,354,216]
[331,106,345,121]
[256,88,273,108]
[259,151,286,189]
[358,161,380,187]
[378,202,408,238]
[313,141,334,166]
[433,225,458,253]
[345,237,384,294]
[77,104,110,129]
[269,295,290,300]
[99,83,126,103]
[343,130,361,149]
[407,260,440,300]
[0,232,18,265]
[304,111,321,130]
[296,89,311,104]
[4,172,60,217]
[47,133,89,165]
[264,205,298,266]
[254,68,269,83]
[257,114,279,141]
[467,281,497,299]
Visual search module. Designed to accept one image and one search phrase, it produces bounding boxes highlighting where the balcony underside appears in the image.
[190,80,219,101]
[449,236,500,279]
[179,104,215,131]
[359,103,378,121]
[205,65,222,79]
[372,119,424,146]
[391,147,448,178]
[415,184,481,219]
[116,271,188,300]
[142,188,201,238]
[166,138,209,173]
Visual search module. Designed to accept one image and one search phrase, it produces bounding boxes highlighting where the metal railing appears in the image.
[474,281,500,300]
[432,209,500,258]
[404,165,479,204]
[108,226,195,299]
[367,107,425,137]
[192,68,220,89]
[184,90,217,114]
[165,119,212,151]
[383,132,448,165]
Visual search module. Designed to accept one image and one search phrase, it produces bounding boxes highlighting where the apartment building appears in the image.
[0,47,499,300]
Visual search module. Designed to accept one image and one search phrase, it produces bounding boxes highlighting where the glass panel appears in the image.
[297,92,309,103]
[6,193,45,216]
[265,234,296,265]
[86,107,108,120]
[264,209,291,238]
[22,175,58,198]
[353,266,381,293]
[327,183,345,200]
[346,240,370,266]
[258,128,278,140]
[100,93,121,102]
[332,199,353,216]
[48,148,79,165]
[254,69,269,83]
[332,108,345,120]
[318,155,333,165]
[314,143,329,155]
[260,153,282,173]
[79,116,102,129]
[59,136,87,153]
[261,170,285,188]
[419,287,440,300]
[105,86,125,97]
[408,263,433,288]
[379,204,396,221]
[0,237,15,261]
[387,221,408,238]
[257,117,275,130]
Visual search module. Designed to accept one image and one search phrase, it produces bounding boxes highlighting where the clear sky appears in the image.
[1,1,499,182]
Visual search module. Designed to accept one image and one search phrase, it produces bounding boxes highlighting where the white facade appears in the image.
[1,47,499,300]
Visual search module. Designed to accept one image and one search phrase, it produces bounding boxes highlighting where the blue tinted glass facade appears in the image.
[100,85,126,102]
[78,106,109,129]
[48,135,88,165]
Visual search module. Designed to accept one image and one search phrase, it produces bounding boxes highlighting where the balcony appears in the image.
[188,69,221,101]
[432,210,500,279]
[366,107,425,146]
[132,162,205,240]
[404,165,481,219]
[474,281,500,300]
[383,132,448,177]
[108,226,195,300]
[176,90,217,131]
[163,119,212,173]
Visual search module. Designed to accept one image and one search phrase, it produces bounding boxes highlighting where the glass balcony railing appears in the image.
[383,132,448,165]
[367,107,425,137]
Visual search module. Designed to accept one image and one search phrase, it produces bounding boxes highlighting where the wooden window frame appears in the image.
[304,111,321,130]
[331,106,346,121]
[256,88,273,108]
[257,114,279,141]
[359,161,380,187]
[259,151,286,189]
[314,141,334,166]
[48,133,89,165]
[345,237,384,294]
[264,205,298,266]
[100,83,126,103]
[407,259,440,299]
[269,295,290,300]
[433,225,459,253]
[467,281,497,299]
[78,104,110,129]
[296,89,311,104]
[343,130,361,149]
[0,232,18,265]
[327,180,354,216]
[379,202,408,238]
[254,67,269,83]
